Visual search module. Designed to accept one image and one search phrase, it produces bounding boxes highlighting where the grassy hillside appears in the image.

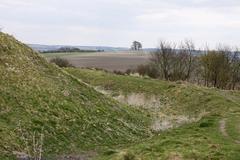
[0,33,151,159]
[66,68,240,159]
[1,31,240,159]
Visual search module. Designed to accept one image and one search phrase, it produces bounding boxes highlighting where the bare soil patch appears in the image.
[48,52,150,71]
[94,87,205,132]
[54,152,97,160]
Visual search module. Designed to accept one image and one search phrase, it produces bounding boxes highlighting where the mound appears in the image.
[0,33,150,159]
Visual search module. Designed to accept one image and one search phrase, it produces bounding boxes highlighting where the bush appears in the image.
[113,70,125,75]
[199,120,213,128]
[103,149,117,155]
[136,64,159,78]
[146,65,159,78]
[50,57,74,68]
[125,69,133,75]
[136,65,148,76]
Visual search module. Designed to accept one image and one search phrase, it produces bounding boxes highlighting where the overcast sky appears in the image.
[1,0,240,48]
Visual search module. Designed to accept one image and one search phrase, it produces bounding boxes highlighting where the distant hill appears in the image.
[28,44,129,52]
[28,44,205,55]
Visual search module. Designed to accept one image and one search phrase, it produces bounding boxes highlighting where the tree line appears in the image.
[134,40,240,90]
[41,47,104,53]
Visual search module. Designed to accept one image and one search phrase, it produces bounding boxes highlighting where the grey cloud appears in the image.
[0,0,239,48]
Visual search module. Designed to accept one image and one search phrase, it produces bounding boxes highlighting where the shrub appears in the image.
[125,69,133,75]
[199,120,213,128]
[103,149,117,155]
[136,64,159,78]
[146,65,160,78]
[113,70,125,75]
[50,57,74,68]
[136,65,148,76]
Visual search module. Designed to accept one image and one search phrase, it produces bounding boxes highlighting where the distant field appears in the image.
[41,51,150,71]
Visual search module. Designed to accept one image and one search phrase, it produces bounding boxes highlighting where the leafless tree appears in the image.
[150,41,176,80]
[229,48,240,90]
[182,40,195,80]
[144,40,239,90]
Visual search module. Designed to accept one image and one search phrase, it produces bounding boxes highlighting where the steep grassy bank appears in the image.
[0,33,150,159]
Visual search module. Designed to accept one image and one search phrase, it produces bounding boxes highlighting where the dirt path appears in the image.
[56,153,95,160]
[219,119,228,137]
[219,119,240,144]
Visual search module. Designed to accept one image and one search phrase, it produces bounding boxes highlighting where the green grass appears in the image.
[226,114,240,143]
[65,68,240,160]
[97,116,240,160]
[0,33,151,159]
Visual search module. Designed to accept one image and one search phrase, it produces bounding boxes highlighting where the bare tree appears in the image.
[150,41,176,80]
[173,39,195,81]
[229,48,240,90]
[182,40,195,80]
[143,40,239,90]
[200,45,232,89]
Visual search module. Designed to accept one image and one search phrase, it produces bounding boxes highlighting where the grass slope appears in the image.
[0,33,150,159]
[66,68,240,159]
